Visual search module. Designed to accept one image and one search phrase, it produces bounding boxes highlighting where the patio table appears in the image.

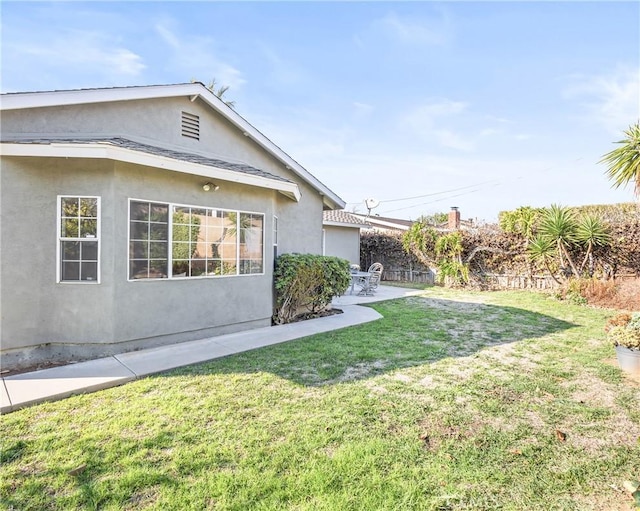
[349,271,372,295]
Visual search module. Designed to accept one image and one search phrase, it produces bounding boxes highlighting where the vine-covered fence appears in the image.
[360,231,435,284]
[360,203,640,290]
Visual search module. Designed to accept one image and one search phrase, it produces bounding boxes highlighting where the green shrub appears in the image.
[273,253,350,324]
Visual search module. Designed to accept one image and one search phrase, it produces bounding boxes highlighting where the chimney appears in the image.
[448,207,460,230]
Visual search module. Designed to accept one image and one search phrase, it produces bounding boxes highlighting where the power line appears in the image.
[378,180,499,203]
[380,188,485,214]
[343,180,499,206]
[344,155,590,213]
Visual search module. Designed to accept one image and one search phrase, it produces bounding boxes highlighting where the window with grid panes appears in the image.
[129,200,264,279]
[58,196,100,282]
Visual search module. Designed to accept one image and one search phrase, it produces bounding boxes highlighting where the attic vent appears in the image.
[181,111,200,140]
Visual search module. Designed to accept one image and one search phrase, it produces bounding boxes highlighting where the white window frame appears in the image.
[273,215,278,247]
[127,198,265,281]
[56,195,101,284]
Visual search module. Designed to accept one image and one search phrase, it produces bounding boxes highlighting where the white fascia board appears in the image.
[351,215,411,231]
[1,83,345,209]
[323,220,368,229]
[0,84,205,111]
[369,223,410,231]
[0,142,301,201]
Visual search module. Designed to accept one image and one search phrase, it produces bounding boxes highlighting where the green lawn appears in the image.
[2,288,639,510]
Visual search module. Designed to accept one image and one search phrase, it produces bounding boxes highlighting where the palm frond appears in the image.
[600,121,640,197]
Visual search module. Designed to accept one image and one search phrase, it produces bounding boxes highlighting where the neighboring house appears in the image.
[350,213,414,233]
[322,210,369,266]
[353,208,474,233]
[0,83,345,370]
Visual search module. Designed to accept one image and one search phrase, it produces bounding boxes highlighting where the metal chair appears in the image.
[367,263,383,292]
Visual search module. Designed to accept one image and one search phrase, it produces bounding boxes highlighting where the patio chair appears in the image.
[367,262,383,292]
[356,262,383,296]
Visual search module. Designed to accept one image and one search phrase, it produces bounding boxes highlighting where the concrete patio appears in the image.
[1,285,423,413]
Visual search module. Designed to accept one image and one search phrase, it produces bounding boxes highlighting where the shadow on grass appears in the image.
[171,296,577,387]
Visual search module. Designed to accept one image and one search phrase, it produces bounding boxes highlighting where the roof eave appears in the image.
[322,220,368,229]
[0,141,301,202]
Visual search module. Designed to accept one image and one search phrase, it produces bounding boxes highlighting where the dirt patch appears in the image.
[289,307,343,323]
[333,360,388,383]
[571,491,635,511]
[582,278,640,311]
[409,296,488,313]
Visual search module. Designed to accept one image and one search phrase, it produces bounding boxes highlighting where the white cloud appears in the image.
[479,128,499,137]
[564,66,640,135]
[4,29,145,88]
[153,21,245,89]
[256,43,305,87]
[155,23,181,49]
[353,102,374,117]
[403,99,467,128]
[485,115,512,125]
[401,99,470,150]
[434,129,475,152]
[371,10,452,46]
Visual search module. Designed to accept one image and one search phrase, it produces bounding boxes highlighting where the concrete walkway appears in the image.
[1,285,423,413]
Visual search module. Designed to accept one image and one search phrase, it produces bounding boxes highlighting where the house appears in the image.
[322,210,369,266]
[353,208,474,233]
[0,83,345,371]
[350,213,414,233]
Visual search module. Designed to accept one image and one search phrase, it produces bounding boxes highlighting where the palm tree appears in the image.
[190,78,236,109]
[537,204,580,277]
[600,121,640,197]
[575,214,610,276]
[527,234,560,284]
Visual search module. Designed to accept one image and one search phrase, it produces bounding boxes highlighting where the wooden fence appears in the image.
[382,269,558,290]
[382,268,435,285]
[475,273,560,290]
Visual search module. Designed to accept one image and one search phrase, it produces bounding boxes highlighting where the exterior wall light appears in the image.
[202,182,220,192]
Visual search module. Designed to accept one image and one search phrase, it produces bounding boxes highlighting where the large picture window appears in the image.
[129,201,169,279]
[129,200,264,280]
[58,196,100,282]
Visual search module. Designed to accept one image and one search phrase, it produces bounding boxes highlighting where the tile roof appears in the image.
[323,210,369,226]
[2,137,294,184]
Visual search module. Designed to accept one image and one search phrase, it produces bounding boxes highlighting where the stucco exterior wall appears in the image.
[1,95,327,369]
[323,225,361,265]
[3,97,297,184]
[2,96,325,255]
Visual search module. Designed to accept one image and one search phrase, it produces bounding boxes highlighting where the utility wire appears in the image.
[345,156,588,213]
[342,180,497,207]
[378,180,499,203]
[380,188,484,214]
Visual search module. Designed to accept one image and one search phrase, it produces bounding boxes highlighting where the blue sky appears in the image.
[2,1,639,222]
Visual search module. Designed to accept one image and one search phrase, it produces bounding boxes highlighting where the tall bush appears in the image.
[273,254,350,325]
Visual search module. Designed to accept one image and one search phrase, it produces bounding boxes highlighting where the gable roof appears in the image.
[323,210,370,228]
[0,83,345,209]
